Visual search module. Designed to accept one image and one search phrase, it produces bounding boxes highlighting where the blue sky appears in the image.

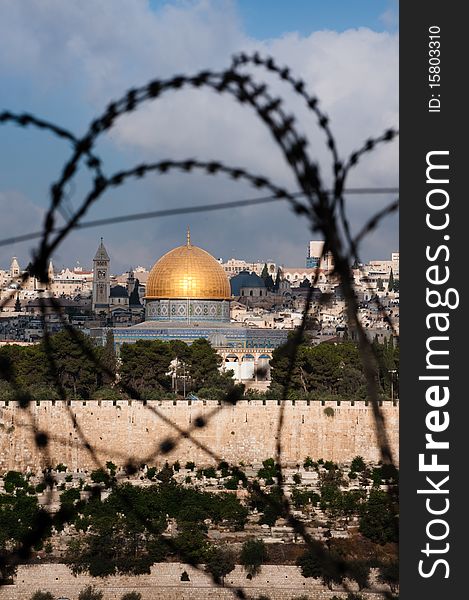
[0,0,398,273]
[151,0,399,37]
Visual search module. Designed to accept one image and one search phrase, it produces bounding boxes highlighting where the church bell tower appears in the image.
[92,238,110,313]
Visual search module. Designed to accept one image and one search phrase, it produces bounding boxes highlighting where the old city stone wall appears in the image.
[0,400,399,471]
[0,563,390,600]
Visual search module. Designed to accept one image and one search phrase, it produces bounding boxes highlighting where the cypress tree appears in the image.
[388,268,394,291]
[274,267,282,291]
[129,279,141,306]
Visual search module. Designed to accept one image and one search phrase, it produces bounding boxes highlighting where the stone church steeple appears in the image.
[92,238,110,313]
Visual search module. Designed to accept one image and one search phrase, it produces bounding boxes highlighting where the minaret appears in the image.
[10,257,20,279]
[127,268,135,296]
[92,238,111,313]
[46,260,54,292]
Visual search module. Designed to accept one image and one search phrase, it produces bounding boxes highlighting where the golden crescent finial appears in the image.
[186,226,191,247]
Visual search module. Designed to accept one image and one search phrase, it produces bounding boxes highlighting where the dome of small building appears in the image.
[145,230,230,300]
[230,270,265,296]
[109,285,129,298]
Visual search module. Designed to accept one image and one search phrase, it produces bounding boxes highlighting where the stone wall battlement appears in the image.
[0,398,399,409]
[0,400,399,472]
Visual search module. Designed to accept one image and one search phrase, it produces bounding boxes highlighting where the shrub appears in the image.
[146,466,157,480]
[121,593,142,600]
[106,461,117,476]
[224,477,238,490]
[218,461,230,476]
[185,461,196,471]
[90,468,110,486]
[257,458,278,482]
[292,472,302,485]
[78,586,103,600]
[331,595,365,600]
[156,463,174,483]
[30,592,55,600]
[44,542,53,554]
[4,470,28,493]
[350,456,366,473]
[324,406,335,417]
[203,466,217,479]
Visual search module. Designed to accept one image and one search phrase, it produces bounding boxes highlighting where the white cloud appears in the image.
[0,0,398,270]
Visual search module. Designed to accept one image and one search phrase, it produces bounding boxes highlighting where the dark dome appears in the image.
[230,270,266,296]
[109,285,129,298]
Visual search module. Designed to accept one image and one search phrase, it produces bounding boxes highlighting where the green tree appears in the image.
[372,336,398,397]
[359,489,398,544]
[296,545,346,589]
[48,330,103,398]
[346,560,370,590]
[186,338,222,391]
[128,279,142,307]
[269,339,305,393]
[0,379,14,400]
[169,339,191,362]
[156,462,174,484]
[119,339,174,396]
[240,539,267,577]
[174,522,210,564]
[388,268,394,292]
[378,561,399,593]
[205,545,236,585]
[0,344,51,393]
[273,267,283,291]
[3,470,28,493]
[1,491,49,580]
[270,340,367,398]
[101,330,117,386]
[296,547,322,579]
[90,468,111,487]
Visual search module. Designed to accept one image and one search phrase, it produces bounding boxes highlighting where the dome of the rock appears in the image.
[144,230,231,322]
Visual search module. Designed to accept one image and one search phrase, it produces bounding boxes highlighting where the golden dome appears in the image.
[145,230,231,300]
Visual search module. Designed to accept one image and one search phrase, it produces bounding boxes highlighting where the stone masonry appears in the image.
[0,563,391,600]
[0,400,399,472]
